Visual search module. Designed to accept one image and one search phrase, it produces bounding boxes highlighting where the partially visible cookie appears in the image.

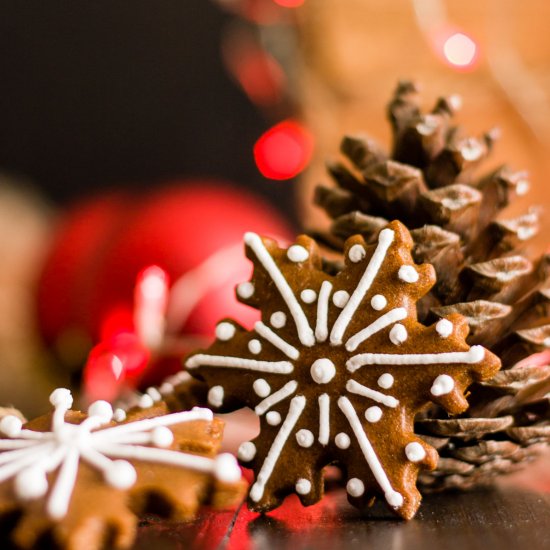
[185,220,501,519]
[0,388,246,549]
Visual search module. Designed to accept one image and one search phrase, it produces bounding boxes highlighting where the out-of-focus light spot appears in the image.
[443,32,478,68]
[254,120,314,180]
[138,266,169,301]
[100,305,134,341]
[273,0,305,7]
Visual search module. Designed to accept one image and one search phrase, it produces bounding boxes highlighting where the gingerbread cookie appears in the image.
[186,220,501,519]
[0,389,245,549]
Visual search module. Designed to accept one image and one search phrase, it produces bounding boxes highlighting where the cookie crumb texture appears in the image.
[0,390,245,549]
[186,220,500,519]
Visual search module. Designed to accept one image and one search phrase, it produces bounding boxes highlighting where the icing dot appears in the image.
[370,294,387,311]
[253,378,271,398]
[335,432,351,449]
[14,467,48,500]
[49,388,73,409]
[516,179,529,196]
[389,323,408,345]
[377,373,394,389]
[87,400,113,424]
[348,244,366,263]
[430,374,455,396]
[386,490,404,508]
[138,394,154,409]
[405,442,426,463]
[300,289,317,303]
[208,385,225,407]
[237,281,255,299]
[295,478,312,495]
[436,319,453,338]
[113,408,127,423]
[146,387,162,402]
[469,345,485,362]
[216,322,236,341]
[0,415,22,437]
[248,339,262,354]
[214,453,242,483]
[296,429,314,448]
[238,441,257,462]
[365,406,382,423]
[270,311,287,328]
[151,426,174,448]
[310,358,336,384]
[398,265,419,283]
[266,411,282,426]
[105,460,137,490]
[287,245,309,263]
[346,478,365,497]
[333,290,350,308]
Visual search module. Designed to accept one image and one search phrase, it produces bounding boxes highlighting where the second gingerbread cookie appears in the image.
[186,220,501,519]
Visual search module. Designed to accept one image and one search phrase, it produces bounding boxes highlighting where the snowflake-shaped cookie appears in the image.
[0,389,243,549]
[186,221,500,519]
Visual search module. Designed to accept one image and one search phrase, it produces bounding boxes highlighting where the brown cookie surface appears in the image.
[186,220,501,519]
[0,389,245,549]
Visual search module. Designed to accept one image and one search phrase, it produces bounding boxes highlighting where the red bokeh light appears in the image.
[273,0,305,7]
[254,119,314,180]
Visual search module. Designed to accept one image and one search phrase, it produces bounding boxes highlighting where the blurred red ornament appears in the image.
[37,181,293,400]
[254,119,314,180]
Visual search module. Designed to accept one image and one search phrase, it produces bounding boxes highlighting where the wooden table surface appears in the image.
[134,483,550,550]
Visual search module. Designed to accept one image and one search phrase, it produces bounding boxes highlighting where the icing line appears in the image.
[346,380,399,408]
[255,321,300,360]
[318,393,330,445]
[255,380,298,416]
[186,354,294,374]
[345,308,407,352]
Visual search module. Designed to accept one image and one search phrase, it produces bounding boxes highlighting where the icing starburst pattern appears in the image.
[0,389,240,520]
[186,221,500,519]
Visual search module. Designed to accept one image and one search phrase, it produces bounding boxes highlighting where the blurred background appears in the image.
[0,0,549,440]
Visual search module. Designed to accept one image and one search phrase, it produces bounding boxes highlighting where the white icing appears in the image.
[516,179,529,196]
[310,358,336,384]
[214,453,242,483]
[405,442,426,463]
[346,308,407,352]
[255,380,298,416]
[238,441,257,462]
[377,373,394,389]
[331,228,395,345]
[159,382,174,395]
[244,233,315,346]
[300,289,317,303]
[347,345,485,372]
[208,386,224,407]
[266,411,282,426]
[430,374,455,396]
[287,245,309,263]
[255,321,299,360]
[346,379,399,408]
[318,393,330,445]
[186,354,294,374]
[295,429,314,448]
[389,323,408,345]
[270,311,287,329]
[338,396,402,508]
[335,432,351,449]
[253,378,271,398]
[248,339,262,355]
[332,290,350,308]
[0,390,232,519]
[138,394,154,409]
[215,322,236,341]
[295,478,311,495]
[346,478,365,497]
[386,491,404,508]
[370,294,387,311]
[436,318,453,338]
[146,387,162,403]
[113,408,127,423]
[237,281,255,299]
[0,416,23,438]
[398,265,419,283]
[315,280,332,342]
[348,244,366,263]
[365,406,382,423]
[250,395,306,502]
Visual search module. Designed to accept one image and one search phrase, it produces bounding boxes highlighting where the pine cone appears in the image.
[314,81,550,491]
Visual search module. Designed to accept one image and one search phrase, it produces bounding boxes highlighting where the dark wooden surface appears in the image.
[134,484,550,550]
